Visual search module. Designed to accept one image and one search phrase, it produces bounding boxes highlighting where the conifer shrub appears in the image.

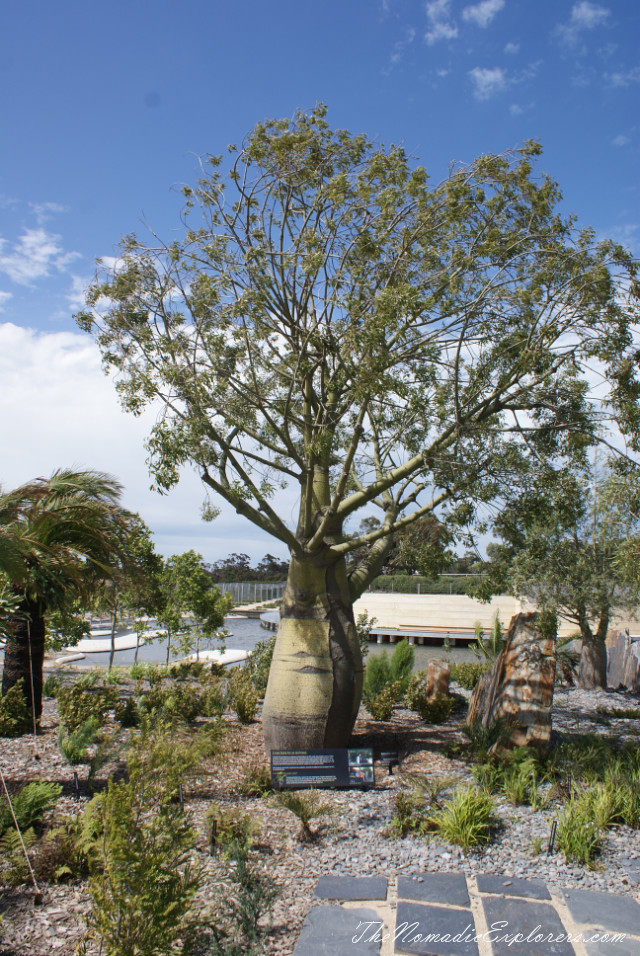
[449,661,487,690]
[0,681,31,737]
[59,715,101,764]
[57,681,119,734]
[84,728,204,956]
[226,667,259,723]
[366,680,402,721]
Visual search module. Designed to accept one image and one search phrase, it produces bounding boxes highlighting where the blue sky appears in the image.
[1,0,639,561]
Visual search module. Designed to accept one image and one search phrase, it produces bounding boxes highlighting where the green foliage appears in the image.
[598,706,640,719]
[461,719,512,762]
[0,826,38,886]
[42,673,63,698]
[114,695,140,727]
[556,796,603,867]
[57,681,119,734]
[138,683,202,722]
[205,842,278,956]
[470,612,504,662]
[370,574,476,595]
[366,680,402,720]
[0,680,31,737]
[363,640,414,713]
[415,694,465,725]
[59,715,101,764]
[235,765,275,797]
[206,804,258,856]
[0,780,62,837]
[355,613,377,660]
[270,789,335,842]
[226,667,259,723]
[390,790,427,838]
[428,786,496,852]
[84,727,203,956]
[244,634,275,696]
[449,661,487,690]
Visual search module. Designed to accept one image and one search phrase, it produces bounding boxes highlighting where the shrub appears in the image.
[404,670,427,709]
[0,681,31,737]
[84,729,203,956]
[245,635,276,696]
[270,789,335,842]
[138,683,202,722]
[449,661,487,690]
[428,786,495,851]
[227,667,258,724]
[366,680,402,720]
[0,780,62,838]
[415,694,465,725]
[390,790,425,838]
[59,715,101,764]
[388,640,414,694]
[114,695,140,727]
[43,673,63,698]
[206,842,278,956]
[57,682,119,734]
[235,765,275,797]
[200,680,225,718]
[206,804,258,855]
[556,795,603,867]
[461,719,511,761]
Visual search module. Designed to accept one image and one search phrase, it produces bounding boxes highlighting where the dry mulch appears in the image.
[0,688,466,956]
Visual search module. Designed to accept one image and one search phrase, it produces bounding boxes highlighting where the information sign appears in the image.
[270,747,375,789]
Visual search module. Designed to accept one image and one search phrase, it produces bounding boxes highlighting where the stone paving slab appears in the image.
[481,896,575,956]
[394,901,479,956]
[585,938,640,956]
[398,873,470,907]
[314,875,388,900]
[562,887,640,936]
[476,874,551,900]
[292,904,383,954]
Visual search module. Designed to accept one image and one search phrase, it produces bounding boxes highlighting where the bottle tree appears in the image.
[77,107,640,750]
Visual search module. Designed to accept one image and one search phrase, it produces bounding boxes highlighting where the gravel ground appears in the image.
[1,681,639,955]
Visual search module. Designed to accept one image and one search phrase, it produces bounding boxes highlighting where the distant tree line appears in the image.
[205,553,289,583]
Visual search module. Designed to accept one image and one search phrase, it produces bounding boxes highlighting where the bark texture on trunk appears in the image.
[262,555,362,753]
[577,638,607,689]
[1,594,46,720]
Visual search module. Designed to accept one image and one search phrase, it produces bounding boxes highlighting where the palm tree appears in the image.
[0,470,127,720]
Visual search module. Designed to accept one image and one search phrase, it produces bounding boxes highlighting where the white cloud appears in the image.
[469,66,508,100]
[612,133,631,147]
[390,27,416,65]
[0,227,80,286]
[556,2,610,45]
[606,67,640,87]
[504,41,520,54]
[462,0,505,29]
[29,201,67,226]
[68,274,91,310]
[0,291,12,312]
[0,322,285,562]
[509,103,523,115]
[425,0,458,44]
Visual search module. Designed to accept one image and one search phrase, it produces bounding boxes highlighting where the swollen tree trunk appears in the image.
[262,554,363,753]
[1,593,46,721]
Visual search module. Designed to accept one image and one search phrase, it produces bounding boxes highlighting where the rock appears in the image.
[426,660,450,699]
[606,631,640,693]
[467,611,556,750]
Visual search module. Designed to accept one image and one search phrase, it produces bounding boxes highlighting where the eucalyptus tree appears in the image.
[0,470,128,719]
[77,106,640,750]
[475,459,640,689]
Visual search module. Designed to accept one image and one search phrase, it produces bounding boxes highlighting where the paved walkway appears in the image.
[292,874,640,956]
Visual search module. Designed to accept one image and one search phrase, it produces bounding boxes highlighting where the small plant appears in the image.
[415,694,465,725]
[0,780,62,838]
[59,715,101,764]
[428,786,496,852]
[461,718,511,761]
[206,804,258,855]
[501,755,545,808]
[206,841,278,956]
[0,680,31,737]
[43,673,63,698]
[390,790,426,838]
[470,613,503,663]
[235,765,275,797]
[556,796,603,867]
[449,661,487,690]
[201,680,225,718]
[0,826,38,886]
[227,667,259,724]
[83,727,204,956]
[114,695,140,727]
[271,789,335,842]
[57,681,119,734]
[598,706,640,720]
[531,836,544,856]
[366,680,402,720]
[244,635,276,696]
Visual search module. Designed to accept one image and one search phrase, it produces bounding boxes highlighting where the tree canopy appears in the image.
[78,106,640,748]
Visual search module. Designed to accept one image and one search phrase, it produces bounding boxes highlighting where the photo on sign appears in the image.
[348,749,374,784]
